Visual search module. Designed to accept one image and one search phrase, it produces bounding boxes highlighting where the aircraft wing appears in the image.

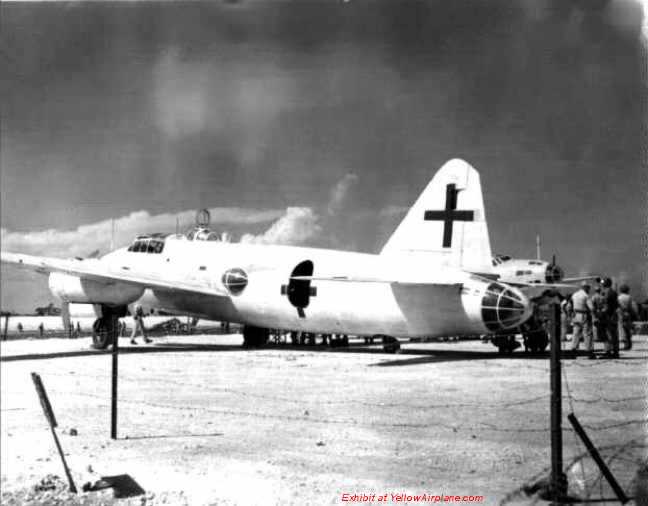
[1,252,228,297]
[501,280,578,290]
[561,276,600,283]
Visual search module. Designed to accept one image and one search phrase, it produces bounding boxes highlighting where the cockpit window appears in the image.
[127,235,166,254]
[492,254,512,266]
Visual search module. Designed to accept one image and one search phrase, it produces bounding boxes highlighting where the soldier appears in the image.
[617,284,637,350]
[590,286,606,344]
[130,304,152,345]
[570,281,594,358]
[560,295,573,341]
[600,277,619,358]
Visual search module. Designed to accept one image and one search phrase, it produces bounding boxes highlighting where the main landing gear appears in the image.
[242,325,269,348]
[92,305,128,350]
[491,315,549,355]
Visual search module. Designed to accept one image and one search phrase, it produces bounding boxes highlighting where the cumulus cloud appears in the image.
[240,172,362,247]
[1,173,409,258]
[240,207,322,245]
[1,207,283,258]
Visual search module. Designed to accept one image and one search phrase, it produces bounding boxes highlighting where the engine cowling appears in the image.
[461,278,532,333]
[48,272,144,306]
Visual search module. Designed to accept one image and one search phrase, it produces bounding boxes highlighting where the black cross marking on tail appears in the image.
[424,183,474,248]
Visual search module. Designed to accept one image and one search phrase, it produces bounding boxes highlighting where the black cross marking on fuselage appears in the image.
[281,284,317,318]
[423,183,474,248]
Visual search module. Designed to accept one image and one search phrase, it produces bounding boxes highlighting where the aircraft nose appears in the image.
[481,283,532,332]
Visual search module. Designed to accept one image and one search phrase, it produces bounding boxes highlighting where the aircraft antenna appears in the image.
[536,234,541,260]
[110,219,115,251]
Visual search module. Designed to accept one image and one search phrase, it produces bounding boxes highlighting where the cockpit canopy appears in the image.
[491,254,511,266]
[127,233,168,254]
[125,209,230,254]
[185,227,221,241]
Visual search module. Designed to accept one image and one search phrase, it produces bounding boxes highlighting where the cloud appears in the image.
[240,207,321,245]
[1,207,283,258]
[241,172,362,246]
[152,47,298,164]
[327,173,358,216]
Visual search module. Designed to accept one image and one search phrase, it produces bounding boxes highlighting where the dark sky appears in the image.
[1,0,646,312]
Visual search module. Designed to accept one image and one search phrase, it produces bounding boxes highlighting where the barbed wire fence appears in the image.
[2,341,646,504]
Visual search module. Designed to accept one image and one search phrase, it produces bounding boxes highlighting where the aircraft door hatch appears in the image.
[282,260,316,318]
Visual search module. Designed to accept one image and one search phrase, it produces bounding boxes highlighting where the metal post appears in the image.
[111,324,118,439]
[31,373,77,493]
[2,314,9,341]
[549,302,566,502]
[567,413,629,503]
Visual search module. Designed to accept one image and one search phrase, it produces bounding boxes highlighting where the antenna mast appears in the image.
[536,234,541,260]
[110,219,115,251]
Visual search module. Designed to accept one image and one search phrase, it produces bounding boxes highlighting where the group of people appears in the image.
[561,277,638,359]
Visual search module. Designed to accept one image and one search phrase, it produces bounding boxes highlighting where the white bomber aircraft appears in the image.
[491,253,596,286]
[3,159,560,350]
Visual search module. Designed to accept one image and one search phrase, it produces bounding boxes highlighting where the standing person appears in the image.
[570,282,594,358]
[130,304,151,345]
[600,277,619,358]
[617,284,637,350]
[560,295,573,341]
[590,286,606,345]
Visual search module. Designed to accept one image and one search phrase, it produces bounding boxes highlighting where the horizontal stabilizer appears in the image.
[290,274,461,288]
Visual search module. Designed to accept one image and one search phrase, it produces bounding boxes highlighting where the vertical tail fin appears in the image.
[380,159,493,272]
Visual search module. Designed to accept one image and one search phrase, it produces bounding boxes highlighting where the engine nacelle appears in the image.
[461,278,532,333]
[48,272,145,306]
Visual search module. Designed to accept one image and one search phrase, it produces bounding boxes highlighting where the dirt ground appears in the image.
[1,334,646,505]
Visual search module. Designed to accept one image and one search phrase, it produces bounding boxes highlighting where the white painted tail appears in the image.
[380,159,493,272]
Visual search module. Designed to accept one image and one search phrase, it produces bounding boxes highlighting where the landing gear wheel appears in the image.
[494,334,520,355]
[380,335,401,354]
[524,329,549,353]
[92,315,119,350]
[242,326,269,348]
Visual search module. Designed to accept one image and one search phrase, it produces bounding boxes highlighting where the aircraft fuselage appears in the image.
[86,239,518,338]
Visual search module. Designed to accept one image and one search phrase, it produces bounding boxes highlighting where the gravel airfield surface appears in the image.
[1,334,646,505]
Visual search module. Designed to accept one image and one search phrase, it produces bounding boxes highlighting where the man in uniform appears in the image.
[590,286,606,345]
[560,295,572,342]
[130,304,152,345]
[617,284,637,350]
[570,281,594,358]
[600,277,619,358]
